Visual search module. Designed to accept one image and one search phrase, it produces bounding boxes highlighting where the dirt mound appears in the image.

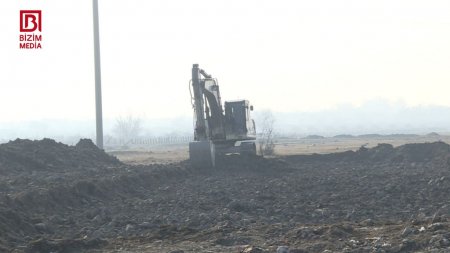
[395,141,450,162]
[362,141,450,163]
[286,141,450,164]
[0,139,125,250]
[0,138,121,174]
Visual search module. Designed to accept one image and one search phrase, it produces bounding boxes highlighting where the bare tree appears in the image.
[257,110,276,156]
[113,115,143,142]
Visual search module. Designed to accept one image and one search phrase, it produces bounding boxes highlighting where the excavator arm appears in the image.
[191,64,225,141]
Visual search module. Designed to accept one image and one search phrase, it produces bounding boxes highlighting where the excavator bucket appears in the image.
[189,141,216,168]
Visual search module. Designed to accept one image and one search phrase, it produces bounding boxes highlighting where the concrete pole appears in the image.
[93,0,103,149]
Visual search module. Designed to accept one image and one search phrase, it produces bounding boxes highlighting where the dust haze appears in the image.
[2,100,450,143]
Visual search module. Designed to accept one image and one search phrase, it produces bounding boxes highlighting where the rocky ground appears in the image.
[0,139,449,252]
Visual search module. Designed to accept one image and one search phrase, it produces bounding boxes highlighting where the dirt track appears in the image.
[0,139,449,252]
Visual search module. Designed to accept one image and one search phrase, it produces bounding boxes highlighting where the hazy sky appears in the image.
[1,0,449,123]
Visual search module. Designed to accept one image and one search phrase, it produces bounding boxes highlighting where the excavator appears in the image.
[189,64,257,167]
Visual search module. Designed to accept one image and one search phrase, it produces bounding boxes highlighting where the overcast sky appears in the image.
[1,0,449,123]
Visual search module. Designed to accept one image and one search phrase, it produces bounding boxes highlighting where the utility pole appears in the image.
[93,0,103,149]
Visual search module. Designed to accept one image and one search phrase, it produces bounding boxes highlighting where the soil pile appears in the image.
[0,138,120,174]
[286,141,450,164]
[0,139,124,252]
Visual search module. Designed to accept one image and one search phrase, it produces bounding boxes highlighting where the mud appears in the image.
[0,139,449,252]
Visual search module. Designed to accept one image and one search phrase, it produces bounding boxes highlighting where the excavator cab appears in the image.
[224,100,256,141]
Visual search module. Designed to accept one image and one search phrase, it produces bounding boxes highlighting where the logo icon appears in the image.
[20,10,42,32]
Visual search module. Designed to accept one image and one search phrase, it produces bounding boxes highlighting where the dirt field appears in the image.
[0,137,449,252]
[110,134,448,164]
